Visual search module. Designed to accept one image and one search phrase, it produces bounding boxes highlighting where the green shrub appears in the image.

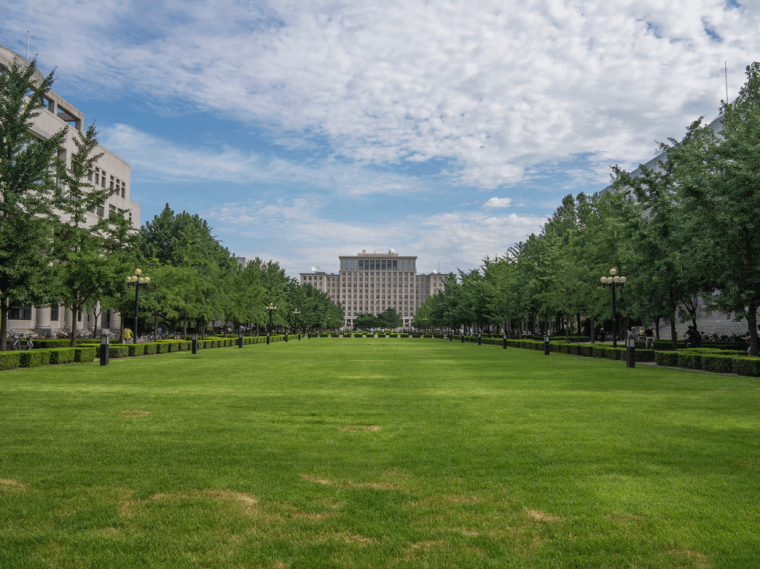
[74,347,96,363]
[592,346,606,358]
[655,351,679,367]
[677,353,702,370]
[49,349,75,365]
[128,344,145,357]
[32,339,72,349]
[581,345,594,357]
[20,350,46,367]
[109,346,128,358]
[702,355,735,374]
[144,343,158,355]
[0,352,21,370]
[733,358,760,377]
[635,349,656,362]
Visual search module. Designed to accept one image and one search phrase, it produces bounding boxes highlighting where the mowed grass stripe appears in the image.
[0,339,758,568]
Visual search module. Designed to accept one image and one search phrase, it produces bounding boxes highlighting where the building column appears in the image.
[35,307,52,337]
[110,310,121,333]
[64,307,73,333]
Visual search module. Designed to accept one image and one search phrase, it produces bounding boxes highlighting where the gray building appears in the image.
[1,46,141,337]
[300,250,448,328]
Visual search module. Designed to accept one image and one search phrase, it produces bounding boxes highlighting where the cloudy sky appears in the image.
[3,0,757,275]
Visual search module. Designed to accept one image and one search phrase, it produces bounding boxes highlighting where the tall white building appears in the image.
[1,46,141,336]
[300,250,449,328]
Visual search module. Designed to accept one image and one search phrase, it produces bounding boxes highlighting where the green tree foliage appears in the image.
[0,58,65,350]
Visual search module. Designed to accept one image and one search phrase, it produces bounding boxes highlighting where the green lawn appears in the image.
[1,339,759,568]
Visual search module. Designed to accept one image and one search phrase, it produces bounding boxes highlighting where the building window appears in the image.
[50,303,59,321]
[109,204,116,215]
[97,206,104,217]
[101,172,106,188]
[9,304,32,320]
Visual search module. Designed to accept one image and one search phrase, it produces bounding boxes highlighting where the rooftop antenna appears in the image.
[26,31,30,60]
[725,61,729,105]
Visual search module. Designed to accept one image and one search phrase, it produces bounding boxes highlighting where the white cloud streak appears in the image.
[6,0,759,190]
[483,197,512,209]
[208,197,546,275]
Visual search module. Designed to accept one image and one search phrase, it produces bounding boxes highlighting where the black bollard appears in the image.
[478,331,482,346]
[285,332,289,342]
[238,334,244,348]
[503,333,507,350]
[461,333,465,343]
[298,333,301,341]
[449,332,452,341]
[100,334,109,366]
[544,334,550,355]
[266,332,270,345]
[192,333,198,355]
[626,337,636,368]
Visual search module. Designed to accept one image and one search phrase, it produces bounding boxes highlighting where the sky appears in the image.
[2,0,758,276]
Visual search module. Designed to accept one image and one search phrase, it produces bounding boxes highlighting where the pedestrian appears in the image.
[645,327,654,349]
[124,328,133,344]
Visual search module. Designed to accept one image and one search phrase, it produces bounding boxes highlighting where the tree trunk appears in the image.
[565,316,570,343]
[590,316,595,344]
[183,315,187,340]
[670,316,677,351]
[119,307,124,345]
[154,310,158,341]
[201,319,206,340]
[71,305,78,348]
[655,318,660,340]
[748,303,758,357]
[0,297,8,351]
[93,309,99,340]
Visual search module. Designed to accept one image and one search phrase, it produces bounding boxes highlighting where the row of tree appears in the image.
[0,58,343,350]
[412,63,760,356]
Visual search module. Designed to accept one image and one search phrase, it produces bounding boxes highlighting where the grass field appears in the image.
[1,339,759,568]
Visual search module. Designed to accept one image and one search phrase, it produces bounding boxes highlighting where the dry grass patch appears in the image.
[120,410,151,417]
[525,509,563,523]
[0,478,26,490]
[300,474,337,486]
[670,548,712,568]
[151,489,259,516]
[338,425,381,432]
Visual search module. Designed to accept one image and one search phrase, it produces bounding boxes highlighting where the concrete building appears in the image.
[1,46,141,337]
[299,250,449,328]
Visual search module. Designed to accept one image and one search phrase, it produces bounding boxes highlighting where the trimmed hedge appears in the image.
[74,347,97,363]
[0,352,21,370]
[702,355,735,374]
[655,351,679,367]
[732,358,760,377]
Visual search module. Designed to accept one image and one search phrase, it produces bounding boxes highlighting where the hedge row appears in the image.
[0,346,97,370]
[1,335,288,371]
[653,349,760,376]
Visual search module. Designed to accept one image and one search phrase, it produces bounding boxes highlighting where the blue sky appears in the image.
[2,0,757,275]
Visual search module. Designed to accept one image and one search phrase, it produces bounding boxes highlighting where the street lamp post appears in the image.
[125,269,150,343]
[293,309,301,340]
[266,303,276,345]
[601,268,626,348]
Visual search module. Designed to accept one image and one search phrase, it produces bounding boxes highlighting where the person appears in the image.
[685,325,701,348]
[124,328,133,344]
[645,327,654,349]
[599,327,605,343]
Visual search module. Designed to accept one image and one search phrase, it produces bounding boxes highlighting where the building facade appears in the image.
[299,250,448,328]
[1,46,141,337]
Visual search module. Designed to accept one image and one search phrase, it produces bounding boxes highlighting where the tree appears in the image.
[51,122,119,347]
[668,62,760,355]
[0,57,65,350]
[377,308,402,329]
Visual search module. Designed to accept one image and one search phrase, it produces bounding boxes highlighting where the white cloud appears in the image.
[5,0,759,191]
[483,197,512,209]
[208,197,546,275]
[100,124,425,196]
